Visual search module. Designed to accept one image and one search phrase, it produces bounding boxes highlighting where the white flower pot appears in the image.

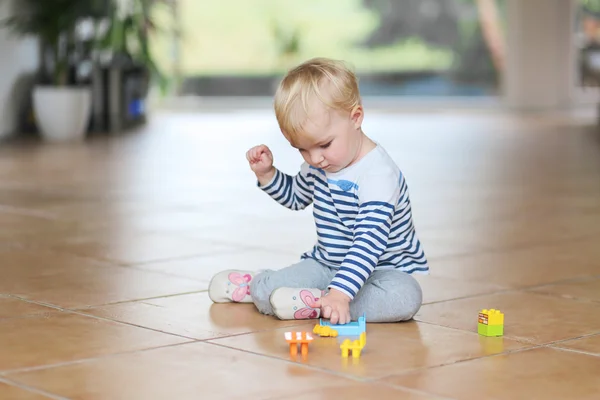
[32,86,92,142]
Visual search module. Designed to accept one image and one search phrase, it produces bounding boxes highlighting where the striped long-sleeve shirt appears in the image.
[259,145,429,300]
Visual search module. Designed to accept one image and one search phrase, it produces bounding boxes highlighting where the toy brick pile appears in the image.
[284,314,367,359]
[284,308,505,360]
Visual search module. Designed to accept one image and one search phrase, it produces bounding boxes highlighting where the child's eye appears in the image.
[321,141,332,149]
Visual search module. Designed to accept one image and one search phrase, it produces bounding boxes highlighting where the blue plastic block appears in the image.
[319,314,366,336]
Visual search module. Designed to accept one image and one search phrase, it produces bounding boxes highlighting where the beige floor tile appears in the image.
[59,207,267,237]
[0,381,51,400]
[529,277,600,302]
[83,292,305,340]
[0,296,55,319]
[415,275,506,304]
[49,230,234,264]
[187,218,318,255]
[418,238,485,259]
[31,199,166,220]
[427,240,600,288]
[381,347,600,400]
[0,312,187,372]
[210,321,530,379]
[416,291,600,344]
[420,213,600,252]
[45,205,231,231]
[552,334,600,355]
[0,250,205,308]
[134,250,300,284]
[1,108,599,399]
[411,191,600,231]
[0,212,58,236]
[8,342,354,400]
[273,383,438,400]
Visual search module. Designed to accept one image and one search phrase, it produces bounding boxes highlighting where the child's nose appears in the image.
[311,152,324,165]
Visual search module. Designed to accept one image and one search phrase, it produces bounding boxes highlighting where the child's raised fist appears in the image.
[246,144,275,183]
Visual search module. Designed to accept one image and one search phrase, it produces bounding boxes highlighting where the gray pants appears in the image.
[250,258,423,323]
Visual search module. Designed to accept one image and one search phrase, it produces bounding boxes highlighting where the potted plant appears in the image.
[1,0,105,142]
[101,0,172,93]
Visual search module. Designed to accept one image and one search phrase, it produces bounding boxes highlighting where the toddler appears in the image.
[209,57,428,324]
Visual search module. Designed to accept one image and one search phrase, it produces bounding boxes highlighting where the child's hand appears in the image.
[246,144,275,184]
[311,288,351,325]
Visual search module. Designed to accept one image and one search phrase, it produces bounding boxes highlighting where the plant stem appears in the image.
[52,42,68,86]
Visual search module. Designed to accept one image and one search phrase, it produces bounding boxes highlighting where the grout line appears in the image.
[420,275,600,306]
[540,331,600,356]
[205,322,311,341]
[374,344,546,381]
[423,231,600,264]
[0,376,70,400]
[519,289,600,305]
[421,287,520,305]
[203,340,371,382]
[66,309,202,341]
[66,290,209,310]
[542,331,600,346]
[546,345,600,358]
[1,341,197,377]
[24,242,228,289]
[7,294,314,356]
[6,295,205,341]
[69,307,310,345]
[409,319,538,347]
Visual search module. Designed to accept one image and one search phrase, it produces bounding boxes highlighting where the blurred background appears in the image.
[1,0,600,142]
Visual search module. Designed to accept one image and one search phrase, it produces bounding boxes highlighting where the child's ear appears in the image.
[350,105,364,129]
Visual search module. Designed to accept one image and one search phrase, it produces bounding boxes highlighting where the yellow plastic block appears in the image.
[313,324,338,337]
[340,332,367,358]
[478,309,504,326]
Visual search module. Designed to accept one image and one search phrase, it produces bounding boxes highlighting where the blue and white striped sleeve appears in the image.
[328,173,401,299]
[258,162,315,210]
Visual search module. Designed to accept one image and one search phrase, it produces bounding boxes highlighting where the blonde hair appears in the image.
[273,57,361,143]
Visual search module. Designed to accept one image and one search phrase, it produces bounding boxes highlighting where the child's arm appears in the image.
[247,144,313,210]
[259,162,315,211]
[328,172,405,300]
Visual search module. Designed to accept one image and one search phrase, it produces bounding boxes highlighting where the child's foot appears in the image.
[208,270,254,303]
[269,287,322,320]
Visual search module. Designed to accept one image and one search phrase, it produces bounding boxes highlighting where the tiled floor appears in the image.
[0,108,599,399]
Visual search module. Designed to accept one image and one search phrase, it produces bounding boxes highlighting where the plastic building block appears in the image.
[284,331,314,358]
[340,332,367,358]
[478,308,504,337]
[478,323,504,336]
[319,314,366,336]
[479,309,504,325]
[313,324,338,337]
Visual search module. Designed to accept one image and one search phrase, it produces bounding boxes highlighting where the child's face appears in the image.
[288,104,364,173]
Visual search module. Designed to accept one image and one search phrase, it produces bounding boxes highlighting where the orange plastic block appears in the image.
[284,331,314,358]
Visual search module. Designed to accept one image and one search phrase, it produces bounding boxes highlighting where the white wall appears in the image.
[503,0,575,110]
[0,0,39,139]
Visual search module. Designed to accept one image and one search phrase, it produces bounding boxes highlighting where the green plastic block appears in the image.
[478,322,503,337]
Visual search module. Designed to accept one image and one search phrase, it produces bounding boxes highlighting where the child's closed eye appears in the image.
[320,140,332,149]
